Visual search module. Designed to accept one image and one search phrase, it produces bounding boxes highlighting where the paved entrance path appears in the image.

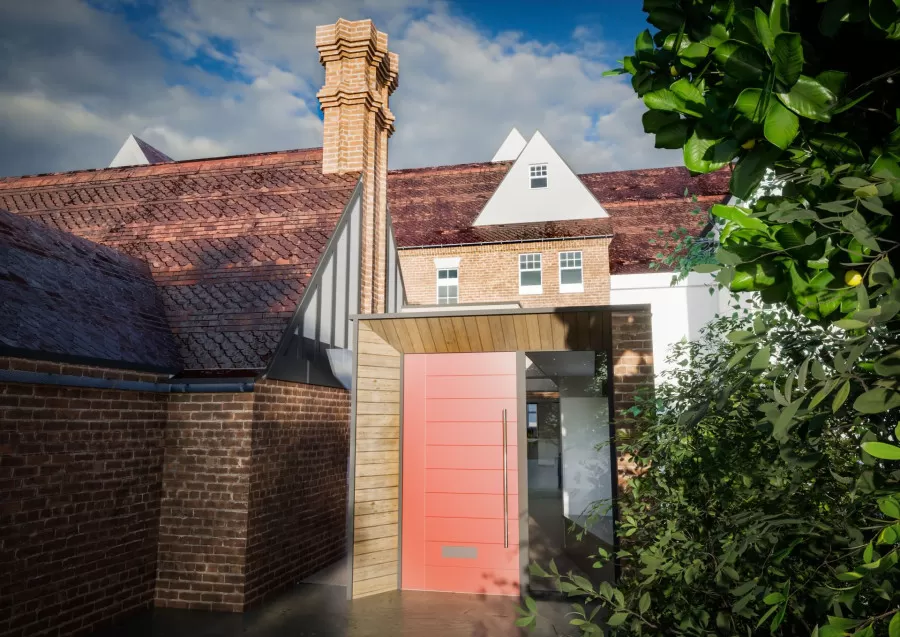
[90,584,576,637]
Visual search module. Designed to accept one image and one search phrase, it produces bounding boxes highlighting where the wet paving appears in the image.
[89,583,580,637]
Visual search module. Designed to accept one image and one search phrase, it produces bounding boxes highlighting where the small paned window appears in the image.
[559,251,584,293]
[519,253,542,294]
[530,164,548,189]
[527,403,538,429]
[437,268,459,305]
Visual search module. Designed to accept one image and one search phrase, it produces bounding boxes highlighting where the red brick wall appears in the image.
[398,238,612,308]
[244,380,350,606]
[610,309,654,489]
[0,358,168,637]
[155,393,254,612]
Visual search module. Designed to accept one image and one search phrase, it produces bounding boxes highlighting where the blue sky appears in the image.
[0,1,680,177]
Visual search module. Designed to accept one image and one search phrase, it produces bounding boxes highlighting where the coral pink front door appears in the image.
[401,352,520,596]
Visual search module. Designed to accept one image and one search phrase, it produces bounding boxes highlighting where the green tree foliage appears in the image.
[520,1,900,632]
[607,0,900,443]
[521,307,900,635]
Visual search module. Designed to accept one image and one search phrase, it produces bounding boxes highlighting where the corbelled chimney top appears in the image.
[316,18,398,175]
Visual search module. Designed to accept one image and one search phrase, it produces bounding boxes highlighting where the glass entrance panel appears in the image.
[524,350,614,594]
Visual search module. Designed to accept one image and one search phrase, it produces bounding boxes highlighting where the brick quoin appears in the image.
[398,237,612,308]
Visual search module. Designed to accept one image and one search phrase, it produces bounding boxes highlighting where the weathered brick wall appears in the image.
[398,237,611,308]
[610,309,654,489]
[156,393,254,612]
[244,380,350,606]
[0,357,168,637]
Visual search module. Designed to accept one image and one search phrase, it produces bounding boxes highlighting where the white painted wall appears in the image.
[611,272,728,379]
[473,131,608,226]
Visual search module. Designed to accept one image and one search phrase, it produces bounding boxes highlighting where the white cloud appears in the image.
[0,0,681,177]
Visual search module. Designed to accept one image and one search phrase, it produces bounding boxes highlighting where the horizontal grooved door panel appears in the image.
[423,375,517,399]
[427,469,518,495]
[425,398,518,422]
[425,517,520,545]
[425,493,518,519]
[425,422,512,446]
[425,445,516,470]
[402,352,520,597]
[425,352,519,376]
[423,566,520,596]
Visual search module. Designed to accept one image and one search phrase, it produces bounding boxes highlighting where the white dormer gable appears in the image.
[491,128,528,162]
[109,134,173,168]
[473,130,608,226]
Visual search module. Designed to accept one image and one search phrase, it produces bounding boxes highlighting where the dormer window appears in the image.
[529,164,548,189]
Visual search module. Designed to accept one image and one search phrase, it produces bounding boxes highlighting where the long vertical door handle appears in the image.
[502,408,509,548]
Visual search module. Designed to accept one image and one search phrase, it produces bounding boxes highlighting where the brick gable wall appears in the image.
[0,358,168,637]
[1,357,350,635]
[398,237,611,308]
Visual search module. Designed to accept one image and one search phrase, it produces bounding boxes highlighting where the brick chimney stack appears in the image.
[316,18,398,314]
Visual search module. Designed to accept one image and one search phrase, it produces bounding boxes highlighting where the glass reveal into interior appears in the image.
[525,350,615,594]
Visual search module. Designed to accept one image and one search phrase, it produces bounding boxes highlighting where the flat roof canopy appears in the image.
[353,304,650,354]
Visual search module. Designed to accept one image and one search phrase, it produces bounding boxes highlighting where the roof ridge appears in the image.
[0,146,326,183]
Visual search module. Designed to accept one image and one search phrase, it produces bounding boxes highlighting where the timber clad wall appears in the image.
[245,380,350,605]
[156,393,254,612]
[351,323,402,597]
[398,238,611,308]
[1,357,350,634]
[0,358,168,637]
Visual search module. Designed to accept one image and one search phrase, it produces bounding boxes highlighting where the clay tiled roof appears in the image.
[387,163,731,274]
[0,148,359,372]
[0,209,180,371]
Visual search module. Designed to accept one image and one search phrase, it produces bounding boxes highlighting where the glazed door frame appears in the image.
[397,351,530,596]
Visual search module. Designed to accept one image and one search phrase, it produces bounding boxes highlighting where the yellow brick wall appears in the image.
[398,237,611,308]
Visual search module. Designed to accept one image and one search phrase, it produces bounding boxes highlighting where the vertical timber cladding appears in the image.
[351,321,402,597]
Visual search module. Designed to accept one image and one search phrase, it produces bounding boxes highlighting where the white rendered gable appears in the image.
[491,128,527,162]
[474,131,608,226]
[109,134,172,168]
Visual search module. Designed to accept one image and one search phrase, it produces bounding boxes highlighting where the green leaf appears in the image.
[635,29,654,54]
[639,592,651,614]
[727,343,756,369]
[772,32,803,86]
[607,612,628,627]
[680,42,710,67]
[731,143,783,199]
[861,441,900,460]
[833,380,851,413]
[765,99,800,149]
[770,0,789,35]
[875,351,900,377]
[763,592,785,605]
[777,75,838,122]
[834,319,868,329]
[647,6,684,31]
[735,88,767,123]
[809,134,864,162]
[751,346,771,370]
[655,120,691,149]
[879,497,900,519]
[642,110,680,134]
[515,616,535,627]
[842,210,881,251]
[711,204,767,230]
[525,596,538,613]
[754,7,774,51]
[854,388,900,414]
[774,397,803,439]
[713,40,767,82]
[870,0,900,36]
[889,611,900,637]
[684,128,737,173]
[644,85,705,118]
